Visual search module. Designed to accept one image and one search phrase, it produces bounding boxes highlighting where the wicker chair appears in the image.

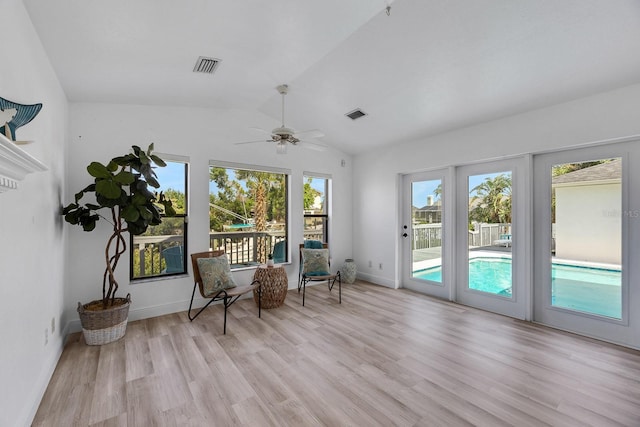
[298,242,341,306]
[188,250,261,334]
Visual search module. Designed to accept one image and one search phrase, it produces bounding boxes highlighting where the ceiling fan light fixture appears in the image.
[276,142,287,154]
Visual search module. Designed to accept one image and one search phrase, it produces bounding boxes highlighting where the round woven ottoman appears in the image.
[253,265,288,309]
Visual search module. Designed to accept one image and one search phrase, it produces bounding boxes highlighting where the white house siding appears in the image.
[555,182,621,264]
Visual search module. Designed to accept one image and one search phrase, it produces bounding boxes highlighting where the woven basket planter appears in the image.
[77,294,131,345]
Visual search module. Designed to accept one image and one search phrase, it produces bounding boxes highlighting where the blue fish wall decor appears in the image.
[0,96,43,141]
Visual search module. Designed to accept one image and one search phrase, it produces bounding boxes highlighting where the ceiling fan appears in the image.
[235,84,327,154]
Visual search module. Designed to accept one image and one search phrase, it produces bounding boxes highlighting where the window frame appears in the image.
[303,173,330,244]
[209,160,291,270]
[130,155,189,281]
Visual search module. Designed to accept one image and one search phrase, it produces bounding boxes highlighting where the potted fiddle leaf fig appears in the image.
[62,144,175,345]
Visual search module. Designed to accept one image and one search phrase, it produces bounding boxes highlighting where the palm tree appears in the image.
[469,174,512,224]
[235,170,284,263]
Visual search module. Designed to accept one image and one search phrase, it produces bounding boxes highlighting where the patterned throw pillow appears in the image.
[197,255,237,297]
[302,248,330,276]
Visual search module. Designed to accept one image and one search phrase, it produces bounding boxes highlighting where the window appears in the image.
[304,174,329,243]
[209,161,289,269]
[131,157,188,279]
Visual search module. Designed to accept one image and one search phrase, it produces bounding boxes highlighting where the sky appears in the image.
[412,171,510,207]
[154,161,185,192]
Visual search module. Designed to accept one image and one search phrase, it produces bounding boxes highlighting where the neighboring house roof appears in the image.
[415,205,441,211]
[552,158,621,185]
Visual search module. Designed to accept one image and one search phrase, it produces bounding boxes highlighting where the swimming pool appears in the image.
[414,257,621,318]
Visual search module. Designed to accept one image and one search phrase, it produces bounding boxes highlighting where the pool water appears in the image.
[414,258,621,318]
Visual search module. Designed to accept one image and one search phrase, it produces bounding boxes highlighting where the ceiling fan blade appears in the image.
[301,140,328,151]
[234,139,272,145]
[294,129,325,139]
[249,126,272,135]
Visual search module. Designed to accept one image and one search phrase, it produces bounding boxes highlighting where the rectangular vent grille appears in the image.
[346,109,367,120]
[193,56,221,74]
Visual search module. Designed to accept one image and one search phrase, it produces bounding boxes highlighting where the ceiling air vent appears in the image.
[345,108,367,120]
[193,56,221,74]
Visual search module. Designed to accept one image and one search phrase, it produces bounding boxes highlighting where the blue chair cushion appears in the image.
[303,240,323,249]
[272,240,286,264]
[162,246,183,273]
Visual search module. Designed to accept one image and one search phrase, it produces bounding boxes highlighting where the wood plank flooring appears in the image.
[33,281,640,426]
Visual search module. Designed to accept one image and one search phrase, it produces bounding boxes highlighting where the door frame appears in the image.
[401,168,452,300]
[533,143,631,338]
[455,156,531,320]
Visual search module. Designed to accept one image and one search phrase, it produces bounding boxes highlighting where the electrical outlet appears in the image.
[368,260,372,268]
[379,263,383,270]
[51,317,55,334]
[44,328,48,346]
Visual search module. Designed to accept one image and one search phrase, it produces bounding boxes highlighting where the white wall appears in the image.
[555,182,621,264]
[0,1,68,426]
[352,82,640,347]
[354,83,640,286]
[64,103,353,332]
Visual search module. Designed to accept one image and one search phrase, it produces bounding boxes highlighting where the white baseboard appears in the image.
[63,280,300,334]
[356,272,397,288]
[24,336,64,426]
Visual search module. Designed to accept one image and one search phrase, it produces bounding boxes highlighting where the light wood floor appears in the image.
[34,281,640,426]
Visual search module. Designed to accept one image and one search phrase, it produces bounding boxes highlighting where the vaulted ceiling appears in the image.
[23,0,640,154]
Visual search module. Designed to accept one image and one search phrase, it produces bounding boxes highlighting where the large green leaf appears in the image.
[146,175,160,188]
[87,162,112,179]
[80,215,98,232]
[135,181,155,199]
[150,154,166,167]
[112,154,133,166]
[96,179,121,199]
[96,193,119,208]
[62,203,78,215]
[106,160,119,172]
[139,151,150,165]
[64,209,82,224]
[114,170,135,185]
[138,206,153,221]
[121,204,140,222]
[131,192,148,206]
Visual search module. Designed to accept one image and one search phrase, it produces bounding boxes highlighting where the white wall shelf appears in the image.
[0,133,47,193]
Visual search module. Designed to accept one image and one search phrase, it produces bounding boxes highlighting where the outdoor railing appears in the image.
[411,222,510,250]
[412,224,442,250]
[132,229,325,276]
[209,231,286,267]
[469,223,510,247]
[132,234,184,277]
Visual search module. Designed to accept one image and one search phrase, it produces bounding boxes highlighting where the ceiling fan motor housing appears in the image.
[272,126,299,144]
